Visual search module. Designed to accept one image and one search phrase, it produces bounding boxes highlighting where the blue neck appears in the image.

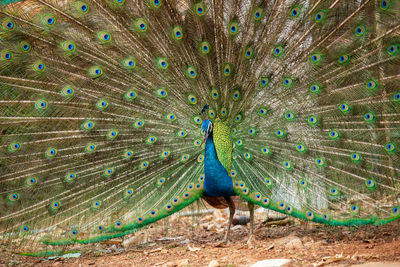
[203,132,234,197]
[205,132,219,165]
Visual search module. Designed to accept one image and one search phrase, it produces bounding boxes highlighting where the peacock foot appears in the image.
[246,234,255,249]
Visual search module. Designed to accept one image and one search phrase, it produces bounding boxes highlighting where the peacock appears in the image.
[1,0,400,254]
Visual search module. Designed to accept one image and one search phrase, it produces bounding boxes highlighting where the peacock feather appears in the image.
[0,0,399,252]
[212,118,233,174]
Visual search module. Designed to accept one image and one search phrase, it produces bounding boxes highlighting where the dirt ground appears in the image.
[1,209,400,267]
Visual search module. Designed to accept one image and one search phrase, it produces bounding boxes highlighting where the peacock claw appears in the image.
[246,234,255,249]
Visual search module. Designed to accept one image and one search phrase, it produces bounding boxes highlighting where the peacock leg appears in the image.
[215,196,235,246]
[247,202,254,249]
[248,201,254,236]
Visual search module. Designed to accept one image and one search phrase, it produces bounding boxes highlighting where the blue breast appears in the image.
[204,133,235,197]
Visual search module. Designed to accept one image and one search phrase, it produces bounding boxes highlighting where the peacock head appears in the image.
[201,120,213,143]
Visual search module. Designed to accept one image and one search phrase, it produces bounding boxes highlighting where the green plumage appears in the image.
[213,118,233,173]
[0,0,399,253]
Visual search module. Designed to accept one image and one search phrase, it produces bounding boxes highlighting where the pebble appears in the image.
[251,259,292,267]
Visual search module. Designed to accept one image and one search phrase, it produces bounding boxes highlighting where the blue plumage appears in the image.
[202,120,235,197]
[204,132,235,197]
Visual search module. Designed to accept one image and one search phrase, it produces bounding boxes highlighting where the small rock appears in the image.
[107,244,124,253]
[180,238,190,244]
[187,244,201,252]
[209,260,220,267]
[232,216,250,225]
[274,235,303,249]
[95,248,112,254]
[231,225,244,231]
[114,247,124,253]
[61,253,81,259]
[251,259,292,267]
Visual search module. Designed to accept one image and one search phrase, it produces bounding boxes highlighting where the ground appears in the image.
[1,208,400,267]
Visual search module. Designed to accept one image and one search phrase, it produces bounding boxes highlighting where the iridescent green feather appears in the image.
[213,119,233,173]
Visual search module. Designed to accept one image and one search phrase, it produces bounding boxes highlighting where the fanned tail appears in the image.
[228,0,400,226]
[0,0,399,252]
[0,0,209,248]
